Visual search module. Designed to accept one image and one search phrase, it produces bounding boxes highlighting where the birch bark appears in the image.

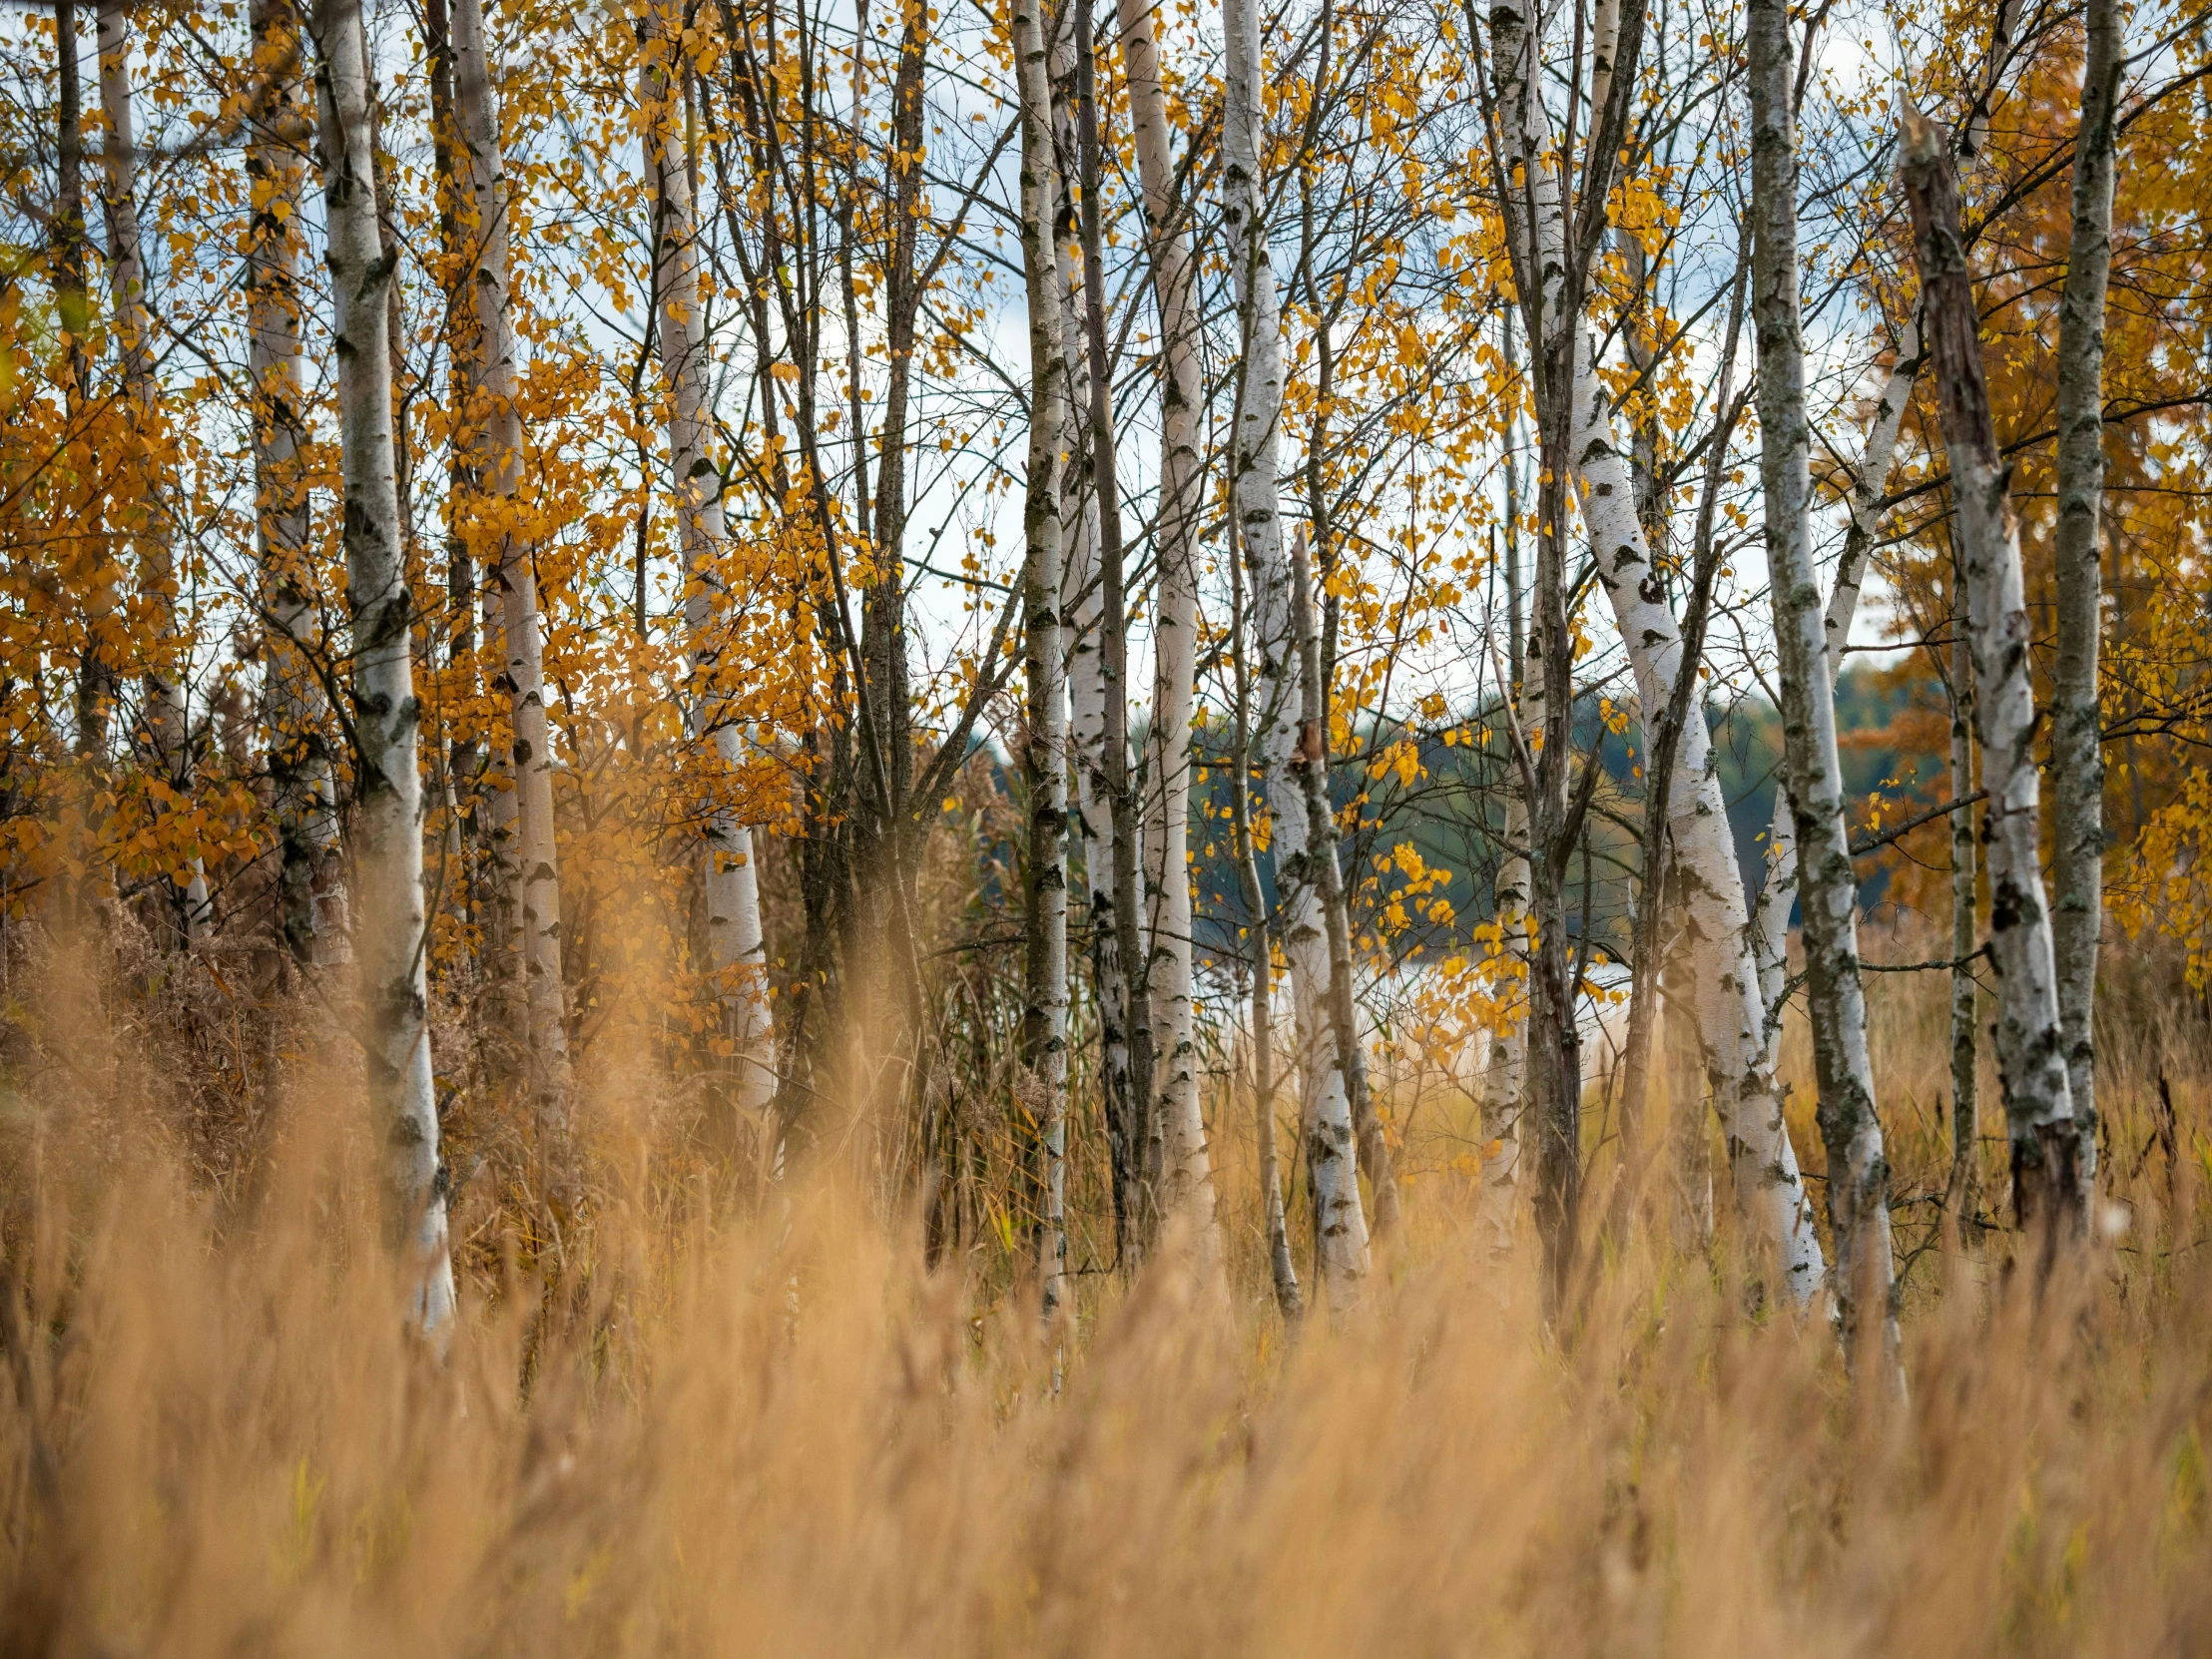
[1474,310,1527,1266]
[1058,0,1154,1264]
[1230,515,1300,1318]
[1574,337,1824,1307]
[309,0,455,1337]
[1115,0,1214,1247]
[1494,0,1824,1304]
[1749,0,1896,1366]
[2050,0,2122,1200]
[1229,0,1366,1302]
[1947,589,1979,1244]
[1751,4,2019,1035]
[1487,0,1590,1314]
[1293,526,1396,1244]
[1750,315,1915,1038]
[248,0,346,970]
[96,1,209,945]
[1011,0,1070,1319]
[1057,193,1131,1251]
[453,0,570,1131]
[1900,111,2080,1242]
[1475,796,1528,1267]
[644,17,775,1124]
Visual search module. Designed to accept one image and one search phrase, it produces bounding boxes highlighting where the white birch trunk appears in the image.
[1116,0,1215,1246]
[248,0,347,968]
[1011,0,1070,1317]
[1476,317,1528,1266]
[1751,314,1916,1038]
[1048,35,1135,1206]
[96,1,208,944]
[1575,355,1824,1306]
[2050,0,2122,1198]
[1475,764,1530,1268]
[1500,0,1822,1303]
[1229,520,1301,1316]
[1948,605,1979,1240]
[1900,112,2079,1236]
[644,17,775,1123]
[453,0,569,1125]
[1750,0,1896,1366]
[1229,0,1366,1299]
[310,0,455,1337]
[1755,4,2020,1036]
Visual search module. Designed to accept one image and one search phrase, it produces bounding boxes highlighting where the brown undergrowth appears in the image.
[0,921,2209,1656]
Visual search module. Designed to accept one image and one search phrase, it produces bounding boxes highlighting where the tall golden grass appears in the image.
[1,925,2209,1656]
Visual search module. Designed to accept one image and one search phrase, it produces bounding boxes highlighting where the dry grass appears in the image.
[2,928,2211,1657]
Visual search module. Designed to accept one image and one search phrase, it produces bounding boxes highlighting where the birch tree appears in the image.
[1227,512,1301,1318]
[1116,0,1215,1250]
[1748,0,1896,1364]
[1011,0,1070,1319]
[309,0,455,1336]
[644,11,775,1126]
[248,0,346,971]
[1489,0,1825,1307]
[453,0,568,1131]
[1473,310,1526,1268]
[2050,0,2123,1200]
[95,0,208,946]
[1947,580,1979,1244]
[1055,0,1151,1268]
[1900,108,2081,1245]
[1484,0,1596,1312]
[1749,8,2020,1043]
[1229,0,1365,1302]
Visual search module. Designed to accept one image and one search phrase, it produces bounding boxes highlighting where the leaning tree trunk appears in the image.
[1901,109,2081,1246]
[1011,0,1070,1322]
[1751,310,1916,1038]
[1116,0,1216,1254]
[248,0,346,971]
[1749,0,1896,1371]
[1572,330,1825,1308]
[643,12,776,1128]
[97,0,209,946]
[1229,0,1366,1305]
[309,0,455,1337]
[453,0,570,1138]
[2050,0,2122,1202]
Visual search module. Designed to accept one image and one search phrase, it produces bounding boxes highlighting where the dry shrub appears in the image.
[0,931,2208,1656]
